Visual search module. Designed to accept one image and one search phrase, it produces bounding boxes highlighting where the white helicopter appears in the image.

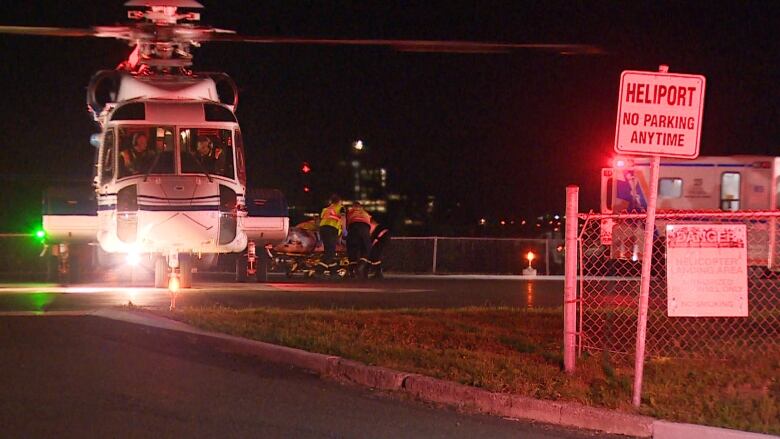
[1,0,603,292]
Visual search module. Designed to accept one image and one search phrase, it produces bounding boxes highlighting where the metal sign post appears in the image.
[632,154,659,406]
[612,64,706,407]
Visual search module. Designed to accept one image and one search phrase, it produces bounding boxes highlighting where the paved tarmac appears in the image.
[0,316,625,438]
[0,274,564,313]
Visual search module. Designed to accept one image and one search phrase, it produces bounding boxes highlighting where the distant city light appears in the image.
[479,218,486,225]
[521,220,526,225]
[353,140,364,151]
[500,220,506,225]
[554,215,560,220]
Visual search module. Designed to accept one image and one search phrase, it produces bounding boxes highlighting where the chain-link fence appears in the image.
[0,234,566,278]
[577,210,780,359]
[385,237,564,275]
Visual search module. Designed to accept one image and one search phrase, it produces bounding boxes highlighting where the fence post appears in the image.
[564,185,579,373]
[432,237,438,274]
[545,239,550,275]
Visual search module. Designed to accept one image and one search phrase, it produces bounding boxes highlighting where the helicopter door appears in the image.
[235,129,246,186]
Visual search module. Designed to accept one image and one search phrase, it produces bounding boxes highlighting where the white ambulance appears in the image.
[599,155,779,268]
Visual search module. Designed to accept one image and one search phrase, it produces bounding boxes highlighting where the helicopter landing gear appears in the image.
[179,253,193,289]
[257,244,269,283]
[50,243,80,284]
[236,241,269,283]
[154,255,167,288]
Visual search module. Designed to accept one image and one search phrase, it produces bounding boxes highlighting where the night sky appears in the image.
[0,1,777,231]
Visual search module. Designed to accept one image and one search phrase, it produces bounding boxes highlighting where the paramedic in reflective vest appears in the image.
[318,194,344,275]
[368,221,391,279]
[346,201,372,278]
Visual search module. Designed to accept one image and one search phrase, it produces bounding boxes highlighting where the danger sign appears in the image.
[614,70,706,158]
[666,224,748,317]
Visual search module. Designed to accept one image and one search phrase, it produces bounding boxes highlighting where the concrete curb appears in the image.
[652,421,778,439]
[92,309,776,439]
[92,308,340,375]
[330,359,411,391]
[401,374,654,437]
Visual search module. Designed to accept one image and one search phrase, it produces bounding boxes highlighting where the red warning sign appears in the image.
[666,224,748,317]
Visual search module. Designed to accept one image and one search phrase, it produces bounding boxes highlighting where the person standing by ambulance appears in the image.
[317,194,345,276]
[346,201,372,278]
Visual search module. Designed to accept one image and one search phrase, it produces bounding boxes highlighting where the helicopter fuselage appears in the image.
[42,72,288,285]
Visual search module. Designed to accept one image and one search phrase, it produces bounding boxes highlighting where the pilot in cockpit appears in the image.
[195,135,225,175]
[120,132,155,175]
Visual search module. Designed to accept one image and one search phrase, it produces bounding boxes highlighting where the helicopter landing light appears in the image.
[168,274,180,293]
[126,251,141,266]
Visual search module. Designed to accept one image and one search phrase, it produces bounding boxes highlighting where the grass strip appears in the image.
[159,306,778,434]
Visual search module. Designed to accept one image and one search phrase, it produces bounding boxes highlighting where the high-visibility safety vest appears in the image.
[319,203,343,233]
[347,207,371,226]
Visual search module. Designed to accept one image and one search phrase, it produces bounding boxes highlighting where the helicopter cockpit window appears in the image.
[117,126,175,178]
[100,129,115,184]
[204,104,237,122]
[180,128,235,179]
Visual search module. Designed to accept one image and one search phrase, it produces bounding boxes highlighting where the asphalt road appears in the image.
[0,316,624,438]
[0,274,564,313]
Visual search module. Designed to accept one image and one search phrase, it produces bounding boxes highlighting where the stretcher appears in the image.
[268,222,350,278]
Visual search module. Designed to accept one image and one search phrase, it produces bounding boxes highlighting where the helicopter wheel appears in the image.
[154,255,167,288]
[255,250,268,283]
[179,253,193,289]
[236,255,248,282]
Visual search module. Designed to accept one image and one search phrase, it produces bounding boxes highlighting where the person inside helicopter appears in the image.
[119,132,156,177]
[151,132,175,174]
[195,135,226,175]
[117,127,175,178]
[180,128,234,178]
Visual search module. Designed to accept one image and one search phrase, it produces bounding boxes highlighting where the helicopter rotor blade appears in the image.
[202,34,606,55]
[0,26,97,38]
[0,24,605,55]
